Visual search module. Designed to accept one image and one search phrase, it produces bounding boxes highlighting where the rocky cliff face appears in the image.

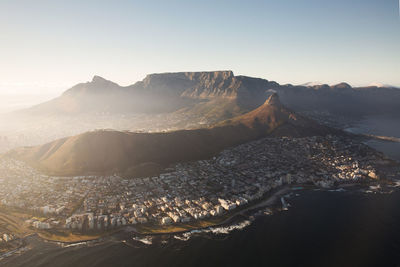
[139,71,240,98]
[19,70,400,118]
[23,71,277,116]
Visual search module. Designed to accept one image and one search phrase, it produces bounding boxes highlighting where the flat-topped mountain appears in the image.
[20,71,400,118]
[6,94,336,177]
[140,71,239,98]
[24,71,276,116]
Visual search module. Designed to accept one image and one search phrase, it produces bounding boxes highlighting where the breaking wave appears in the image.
[132,236,153,245]
[173,220,252,242]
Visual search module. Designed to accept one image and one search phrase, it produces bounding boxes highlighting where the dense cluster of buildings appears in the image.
[0,135,387,232]
[0,233,14,243]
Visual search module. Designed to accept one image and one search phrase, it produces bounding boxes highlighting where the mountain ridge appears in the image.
[16,70,400,118]
[6,94,337,177]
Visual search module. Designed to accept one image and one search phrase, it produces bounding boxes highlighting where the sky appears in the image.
[0,0,399,97]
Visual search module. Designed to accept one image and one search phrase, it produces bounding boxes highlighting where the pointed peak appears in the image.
[89,76,120,87]
[91,75,109,83]
[264,93,281,106]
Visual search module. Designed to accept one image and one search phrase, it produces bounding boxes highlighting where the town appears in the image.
[0,135,390,235]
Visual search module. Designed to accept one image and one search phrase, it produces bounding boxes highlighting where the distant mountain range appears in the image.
[6,94,338,177]
[6,71,399,177]
[20,71,400,119]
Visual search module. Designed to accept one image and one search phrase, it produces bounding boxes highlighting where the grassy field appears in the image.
[37,230,103,243]
[0,208,32,236]
[134,215,230,234]
[0,208,32,253]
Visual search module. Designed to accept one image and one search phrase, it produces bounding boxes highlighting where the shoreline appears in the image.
[2,179,397,262]
[4,180,400,267]
[129,186,292,237]
[9,180,396,247]
[36,183,374,244]
[32,185,293,244]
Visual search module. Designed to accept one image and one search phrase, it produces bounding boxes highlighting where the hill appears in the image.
[279,83,400,116]
[6,94,337,177]
[17,71,400,119]
[23,71,276,117]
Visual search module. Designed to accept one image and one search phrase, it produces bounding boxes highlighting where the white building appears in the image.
[161,217,172,225]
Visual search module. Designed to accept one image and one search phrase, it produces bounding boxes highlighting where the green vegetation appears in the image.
[0,207,32,236]
[134,216,230,235]
[37,230,103,243]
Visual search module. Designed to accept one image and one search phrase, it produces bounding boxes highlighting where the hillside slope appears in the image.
[23,71,276,117]
[19,71,400,119]
[6,94,337,177]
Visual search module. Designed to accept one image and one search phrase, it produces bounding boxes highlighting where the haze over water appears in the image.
[347,116,400,161]
[0,1,399,266]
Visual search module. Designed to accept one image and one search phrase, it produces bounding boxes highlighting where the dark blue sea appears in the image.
[3,189,400,267]
[3,116,400,267]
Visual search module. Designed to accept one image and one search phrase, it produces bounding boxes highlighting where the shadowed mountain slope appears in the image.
[6,94,337,177]
[19,71,400,120]
[23,71,276,116]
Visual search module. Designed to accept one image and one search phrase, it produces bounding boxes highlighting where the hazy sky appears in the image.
[1,0,399,95]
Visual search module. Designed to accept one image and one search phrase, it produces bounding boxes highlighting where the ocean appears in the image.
[3,189,400,267]
[2,116,400,267]
[345,115,400,161]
